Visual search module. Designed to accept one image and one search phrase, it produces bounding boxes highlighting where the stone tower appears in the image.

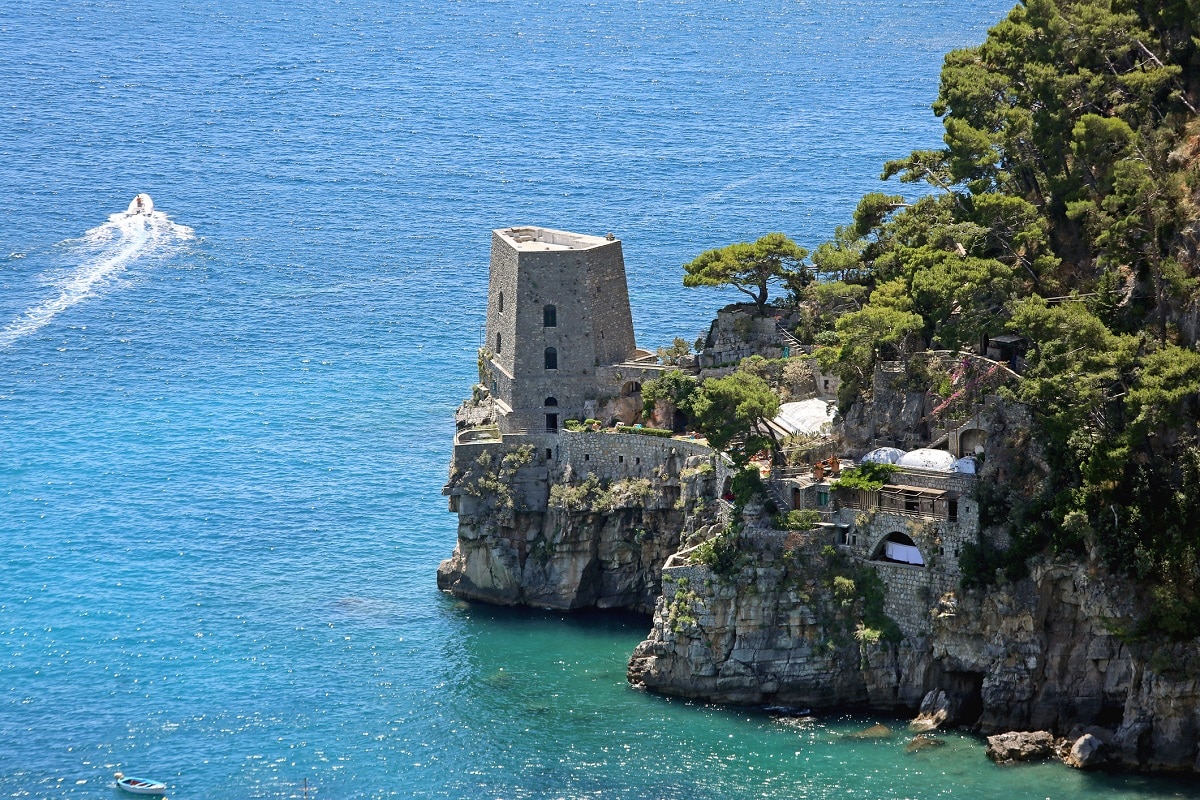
[483,226,637,434]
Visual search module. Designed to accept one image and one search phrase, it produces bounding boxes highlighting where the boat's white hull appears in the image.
[115,773,167,795]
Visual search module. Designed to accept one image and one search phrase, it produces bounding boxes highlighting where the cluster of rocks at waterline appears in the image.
[626,515,1200,773]
[982,728,1109,769]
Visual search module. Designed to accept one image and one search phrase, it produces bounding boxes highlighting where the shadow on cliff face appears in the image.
[445,596,653,634]
[936,670,984,728]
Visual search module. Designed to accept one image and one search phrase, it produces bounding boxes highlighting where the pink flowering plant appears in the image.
[930,356,1007,422]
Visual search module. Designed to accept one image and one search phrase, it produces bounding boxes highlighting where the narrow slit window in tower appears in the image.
[543,304,557,327]
[544,347,557,370]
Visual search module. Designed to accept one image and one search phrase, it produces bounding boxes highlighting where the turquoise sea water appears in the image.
[1,2,1196,798]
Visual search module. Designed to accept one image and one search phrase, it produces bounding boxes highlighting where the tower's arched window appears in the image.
[498,292,504,313]
[543,304,557,327]
[544,397,558,407]
[495,332,502,352]
[544,347,558,370]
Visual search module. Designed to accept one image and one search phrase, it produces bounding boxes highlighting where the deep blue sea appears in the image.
[2,2,1196,798]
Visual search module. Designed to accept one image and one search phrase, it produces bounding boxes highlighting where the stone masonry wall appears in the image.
[839,505,980,638]
[557,429,714,483]
[482,229,638,432]
[583,241,637,366]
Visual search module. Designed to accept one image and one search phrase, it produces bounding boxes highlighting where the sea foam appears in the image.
[0,204,193,348]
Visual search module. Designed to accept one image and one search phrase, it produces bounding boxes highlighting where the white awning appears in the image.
[952,456,978,474]
[773,399,835,437]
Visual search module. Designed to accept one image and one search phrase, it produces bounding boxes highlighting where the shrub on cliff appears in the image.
[831,462,899,492]
[774,509,821,531]
[615,425,673,438]
[691,528,747,579]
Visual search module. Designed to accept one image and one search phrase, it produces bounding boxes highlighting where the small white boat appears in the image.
[126,193,154,216]
[114,772,167,795]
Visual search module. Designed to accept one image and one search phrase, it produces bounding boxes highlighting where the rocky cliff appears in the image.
[627,526,1200,773]
[438,435,723,614]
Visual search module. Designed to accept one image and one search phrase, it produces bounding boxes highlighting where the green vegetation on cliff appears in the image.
[682,0,1200,638]
[838,0,1200,638]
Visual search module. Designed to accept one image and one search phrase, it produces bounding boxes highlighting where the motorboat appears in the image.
[114,772,167,795]
[127,193,154,216]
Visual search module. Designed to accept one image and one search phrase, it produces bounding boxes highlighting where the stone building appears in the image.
[482,226,660,434]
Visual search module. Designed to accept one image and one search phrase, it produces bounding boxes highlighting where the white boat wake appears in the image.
[0,197,194,349]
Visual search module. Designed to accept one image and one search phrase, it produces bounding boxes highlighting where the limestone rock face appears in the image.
[627,566,873,706]
[1063,733,1106,769]
[911,689,952,732]
[437,503,685,613]
[628,531,928,710]
[440,441,721,615]
[986,731,1055,763]
[628,545,1200,773]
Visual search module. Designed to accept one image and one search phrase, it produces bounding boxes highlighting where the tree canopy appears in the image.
[688,372,780,467]
[802,0,1200,637]
[683,233,810,314]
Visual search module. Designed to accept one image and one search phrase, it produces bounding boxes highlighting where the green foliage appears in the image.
[549,476,655,513]
[781,0,1200,639]
[811,227,869,283]
[666,589,700,633]
[563,419,587,432]
[730,466,766,514]
[615,425,674,438]
[807,279,868,317]
[691,529,748,579]
[821,548,904,643]
[689,373,780,465]
[1125,344,1200,437]
[815,304,924,410]
[683,232,811,313]
[908,252,1015,350]
[459,444,535,512]
[831,462,900,492]
[657,337,692,366]
[853,566,904,643]
[737,355,786,387]
[640,369,698,416]
[477,347,495,387]
[959,537,1031,590]
[774,509,821,531]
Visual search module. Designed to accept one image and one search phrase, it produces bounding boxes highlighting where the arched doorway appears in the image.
[959,428,987,457]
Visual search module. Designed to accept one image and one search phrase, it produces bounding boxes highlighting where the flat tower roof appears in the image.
[495,226,615,252]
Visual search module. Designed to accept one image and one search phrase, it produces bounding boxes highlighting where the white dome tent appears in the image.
[862,447,905,464]
[896,448,956,471]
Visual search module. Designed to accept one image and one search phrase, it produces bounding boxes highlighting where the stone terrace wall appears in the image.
[891,467,976,495]
[558,429,713,483]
